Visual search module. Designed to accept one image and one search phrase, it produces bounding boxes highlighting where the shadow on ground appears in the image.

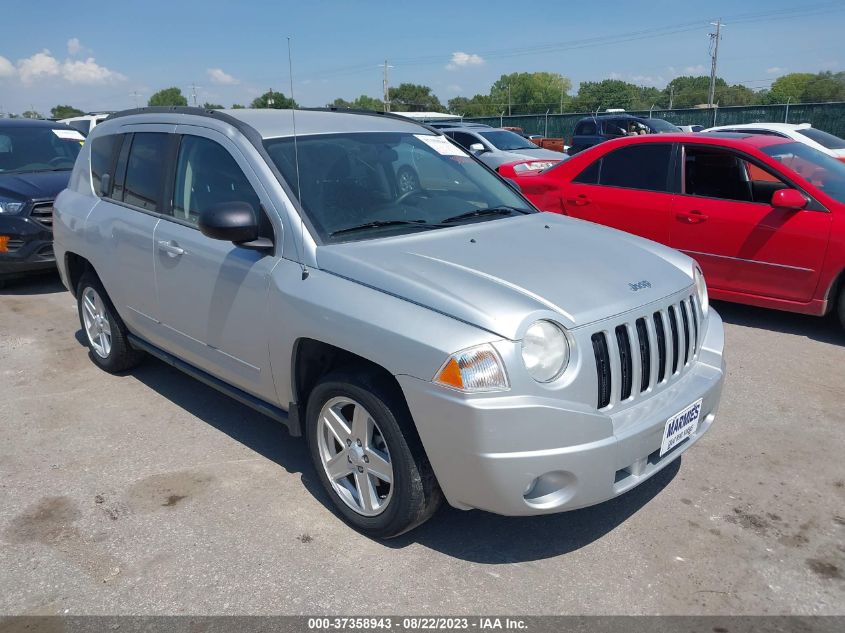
[96,346,680,563]
[0,272,65,296]
[714,300,842,345]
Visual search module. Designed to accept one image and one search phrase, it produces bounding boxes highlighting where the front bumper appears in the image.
[0,215,55,278]
[399,310,725,516]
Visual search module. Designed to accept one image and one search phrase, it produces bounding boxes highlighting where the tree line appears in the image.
[17,70,845,120]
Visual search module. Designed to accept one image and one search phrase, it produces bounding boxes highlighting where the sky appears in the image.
[0,0,843,116]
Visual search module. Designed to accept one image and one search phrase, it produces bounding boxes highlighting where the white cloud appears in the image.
[62,57,126,84]
[0,56,15,79]
[207,67,239,85]
[17,49,61,84]
[684,64,706,74]
[446,51,484,71]
[67,38,82,56]
[15,49,124,85]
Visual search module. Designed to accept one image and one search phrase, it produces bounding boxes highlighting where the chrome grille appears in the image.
[29,202,54,228]
[592,294,702,409]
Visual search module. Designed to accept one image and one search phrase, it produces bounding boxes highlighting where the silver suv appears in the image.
[54,107,725,537]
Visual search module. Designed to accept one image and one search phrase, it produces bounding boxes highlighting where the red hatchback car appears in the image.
[499,133,845,328]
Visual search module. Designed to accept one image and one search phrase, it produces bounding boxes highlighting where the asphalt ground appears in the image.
[1,273,843,615]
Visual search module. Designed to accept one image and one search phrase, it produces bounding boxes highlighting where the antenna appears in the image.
[287,36,308,280]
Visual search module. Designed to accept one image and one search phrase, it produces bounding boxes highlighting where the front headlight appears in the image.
[521,320,570,382]
[0,199,25,215]
[511,160,560,174]
[433,343,509,392]
[693,266,709,316]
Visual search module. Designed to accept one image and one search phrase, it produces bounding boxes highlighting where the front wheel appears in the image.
[305,370,442,538]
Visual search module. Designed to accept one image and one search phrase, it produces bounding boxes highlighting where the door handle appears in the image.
[566,194,591,207]
[157,240,185,257]
[675,210,709,224]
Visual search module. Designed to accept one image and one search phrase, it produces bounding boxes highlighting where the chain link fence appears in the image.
[464,102,845,139]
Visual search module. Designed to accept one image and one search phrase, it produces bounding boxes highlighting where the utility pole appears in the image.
[707,19,723,109]
[382,60,392,112]
[130,91,141,108]
[267,88,275,107]
[560,85,565,113]
[669,85,674,110]
[507,84,512,116]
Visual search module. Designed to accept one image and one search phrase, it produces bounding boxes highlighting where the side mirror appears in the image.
[198,202,261,244]
[99,173,111,196]
[468,142,487,154]
[771,188,808,211]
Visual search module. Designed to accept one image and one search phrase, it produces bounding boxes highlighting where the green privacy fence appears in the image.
[464,102,845,139]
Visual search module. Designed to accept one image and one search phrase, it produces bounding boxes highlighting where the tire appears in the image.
[396,166,420,195]
[837,284,845,331]
[77,272,143,373]
[305,369,442,538]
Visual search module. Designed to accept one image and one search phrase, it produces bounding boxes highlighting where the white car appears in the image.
[58,113,111,136]
[703,122,845,162]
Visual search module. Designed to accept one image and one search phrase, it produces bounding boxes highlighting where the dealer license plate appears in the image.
[660,398,703,457]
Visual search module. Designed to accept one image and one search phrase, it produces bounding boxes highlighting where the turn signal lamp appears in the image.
[0,236,9,253]
[433,344,509,392]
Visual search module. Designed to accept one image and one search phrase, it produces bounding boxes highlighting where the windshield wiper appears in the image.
[439,206,531,224]
[330,219,432,237]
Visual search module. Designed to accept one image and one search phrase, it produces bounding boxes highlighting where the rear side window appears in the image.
[599,144,672,192]
[575,121,596,136]
[122,133,170,212]
[449,132,480,150]
[90,134,120,196]
[573,159,600,184]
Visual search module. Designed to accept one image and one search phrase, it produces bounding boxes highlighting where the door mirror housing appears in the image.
[771,188,808,210]
[468,142,487,154]
[198,202,261,243]
[99,173,111,197]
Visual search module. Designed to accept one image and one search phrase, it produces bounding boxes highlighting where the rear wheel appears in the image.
[77,273,143,373]
[305,369,442,538]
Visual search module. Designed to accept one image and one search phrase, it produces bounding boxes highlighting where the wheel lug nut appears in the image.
[357,466,364,473]
[346,439,352,446]
[356,439,362,447]
[363,455,369,463]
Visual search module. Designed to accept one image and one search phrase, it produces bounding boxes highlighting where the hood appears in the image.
[316,213,695,339]
[0,170,71,202]
[505,147,567,160]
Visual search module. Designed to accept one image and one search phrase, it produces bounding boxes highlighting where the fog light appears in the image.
[522,470,577,508]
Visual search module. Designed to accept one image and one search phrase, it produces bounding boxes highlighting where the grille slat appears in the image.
[592,333,612,409]
[635,318,650,393]
[615,325,633,401]
[690,295,699,354]
[667,306,680,375]
[679,301,690,365]
[29,203,54,228]
[654,311,667,383]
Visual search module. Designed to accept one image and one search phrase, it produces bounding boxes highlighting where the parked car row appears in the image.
[44,106,726,538]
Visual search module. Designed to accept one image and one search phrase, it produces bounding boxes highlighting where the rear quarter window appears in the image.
[91,134,120,196]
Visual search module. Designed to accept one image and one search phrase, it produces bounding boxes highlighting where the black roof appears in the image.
[0,118,72,129]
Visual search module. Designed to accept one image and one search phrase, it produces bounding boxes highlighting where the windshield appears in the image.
[762,141,845,203]
[796,127,845,150]
[0,126,83,173]
[477,130,538,151]
[646,118,681,133]
[263,132,535,242]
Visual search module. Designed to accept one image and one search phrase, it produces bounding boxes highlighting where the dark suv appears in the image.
[569,114,679,155]
[0,119,83,286]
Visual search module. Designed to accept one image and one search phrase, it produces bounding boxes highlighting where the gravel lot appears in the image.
[1,273,843,616]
